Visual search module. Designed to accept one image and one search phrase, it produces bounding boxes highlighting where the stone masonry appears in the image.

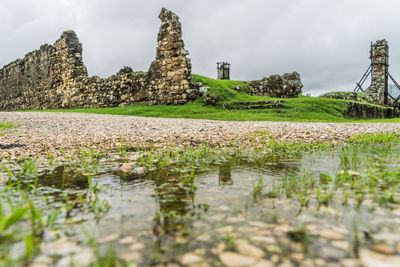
[366,39,388,106]
[147,8,193,105]
[0,8,199,111]
[248,72,303,98]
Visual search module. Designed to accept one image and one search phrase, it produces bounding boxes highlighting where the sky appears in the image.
[1,0,400,96]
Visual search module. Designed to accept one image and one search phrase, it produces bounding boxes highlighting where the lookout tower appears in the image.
[354,39,400,106]
[217,62,230,80]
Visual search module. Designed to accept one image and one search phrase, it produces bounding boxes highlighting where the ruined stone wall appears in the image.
[0,45,54,110]
[147,8,193,104]
[0,8,199,111]
[248,72,303,98]
[366,40,388,105]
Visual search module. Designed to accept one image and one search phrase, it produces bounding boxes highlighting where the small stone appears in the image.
[317,246,347,260]
[129,242,145,251]
[235,240,265,258]
[119,251,141,262]
[371,244,395,255]
[314,258,326,266]
[248,221,271,229]
[397,243,400,253]
[219,205,229,211]
[121,163,133,172]
[217,226,234,233]
[331,241,350,251]
[42,239,81,256]
[290,252,304,262]
[250,235,275,244]
[181,253,203,265]
[266,245,281,253]
[28,255,53,267]
[226,216,245,223]
[318,229,345,240]
[133,167,145,174]
[278,259,294,267]
[252,260,273,267]
[219,252,256,267]
[119,236,136,244]
[360,249,400,267]
[340,258,363,267]
[98,233,120,244]
[197,234,212,243]
[271,254,280,264]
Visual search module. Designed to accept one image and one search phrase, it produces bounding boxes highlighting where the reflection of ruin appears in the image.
[38,166,88,189]
[152,171,193,234]
[149,170,201,264]
[219,162,233,185]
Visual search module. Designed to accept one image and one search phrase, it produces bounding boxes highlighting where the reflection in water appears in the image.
[219,162,233,185]
[38,166,89,190]
[149,170,203,264]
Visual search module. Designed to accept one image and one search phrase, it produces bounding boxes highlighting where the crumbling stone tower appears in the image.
[366,40,389,105]
[147,8,192,104]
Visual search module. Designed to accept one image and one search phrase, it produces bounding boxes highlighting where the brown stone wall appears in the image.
[248,72,303,98]
[0,45,54,110]
[147,8,193,104]
[0,8,199,111]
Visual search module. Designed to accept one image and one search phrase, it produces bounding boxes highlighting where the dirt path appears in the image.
[1,112,400,160]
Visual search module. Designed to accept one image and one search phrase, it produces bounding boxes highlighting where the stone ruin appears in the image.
[217,62,230,80]
[248,72,303,98]
[0,8,199,110]
[0,8,303,111]
[365,40,389,105]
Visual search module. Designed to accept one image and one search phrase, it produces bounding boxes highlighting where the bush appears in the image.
[118,66,133,75]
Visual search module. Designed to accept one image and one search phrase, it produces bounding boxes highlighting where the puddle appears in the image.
[1,145,400,266]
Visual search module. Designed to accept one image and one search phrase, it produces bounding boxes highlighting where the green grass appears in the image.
[0,122,19,130]
[20,74,400,122]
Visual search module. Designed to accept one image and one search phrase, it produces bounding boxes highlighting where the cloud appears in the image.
[1,0,400,95]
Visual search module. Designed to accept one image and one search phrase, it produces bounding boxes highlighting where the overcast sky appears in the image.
[1,0,400,95]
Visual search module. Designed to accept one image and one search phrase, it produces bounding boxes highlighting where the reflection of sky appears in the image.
[2,0,400,95]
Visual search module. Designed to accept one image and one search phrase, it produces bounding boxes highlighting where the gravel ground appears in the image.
[1,112,400,160]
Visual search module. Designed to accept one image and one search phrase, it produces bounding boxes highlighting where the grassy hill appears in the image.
[27,74,400,122]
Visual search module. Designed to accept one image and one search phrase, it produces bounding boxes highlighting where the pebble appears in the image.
[129,242,145,251]
[119,251,141,262]
[42,239,81,256]
[181,253,203,265]
[98,233,120,243]
[234,240,265,258]
[119,236,136,244]
[219,252,256,267]
[29,255,53,267]
[248,221,271,229]
[196,234,212,243]
[316,246,347,260]
[226,216,245,223]
[340,258,363,267]
[252,260,273,267]
[121,162,133,172]
[317,229,345,240]
[371,244,395,255]
[331,241,350,251]
[360,249,400,267]
[250,235,275,244]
